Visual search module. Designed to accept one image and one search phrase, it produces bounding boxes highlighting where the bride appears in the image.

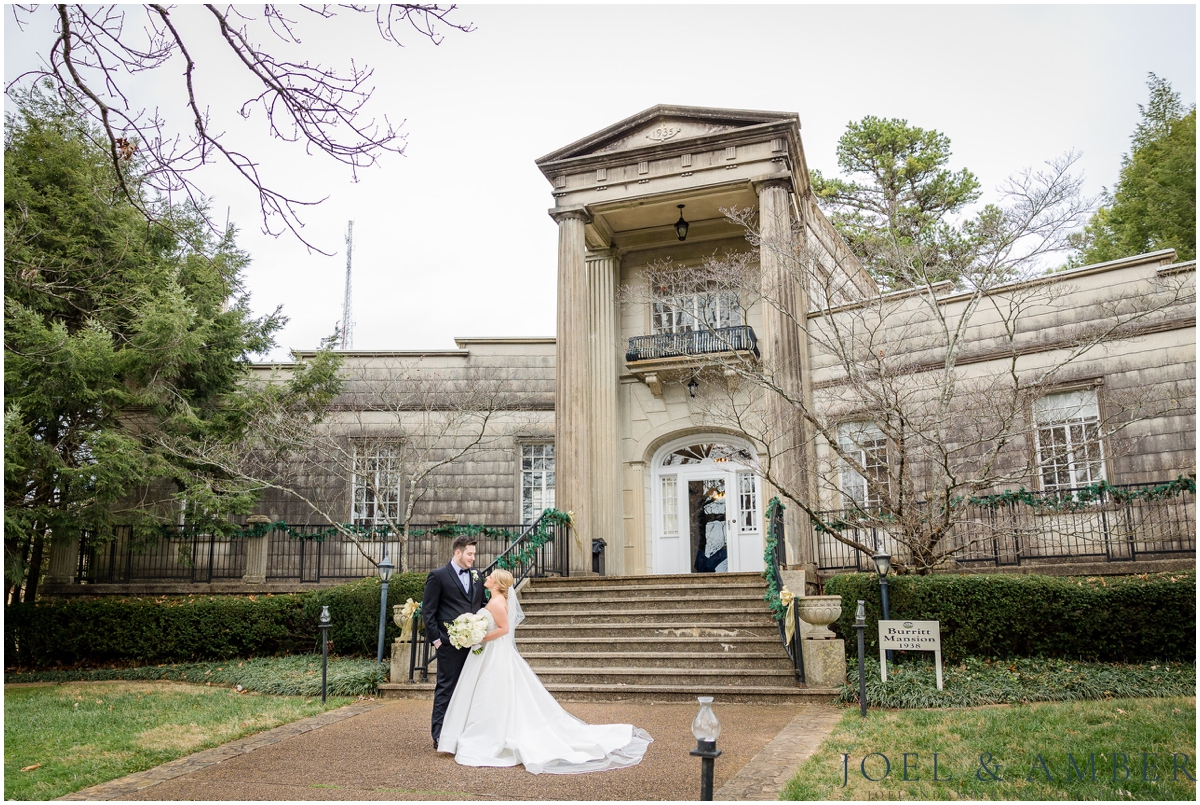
[436,568,653,774]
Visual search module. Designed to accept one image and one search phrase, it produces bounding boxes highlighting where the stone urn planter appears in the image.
[796,595,842,639]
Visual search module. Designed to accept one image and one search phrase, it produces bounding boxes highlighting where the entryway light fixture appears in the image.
[675,205,689,241]
[687,376,699,397]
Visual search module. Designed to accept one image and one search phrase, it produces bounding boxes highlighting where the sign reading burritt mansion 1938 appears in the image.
[45,105,1196,592]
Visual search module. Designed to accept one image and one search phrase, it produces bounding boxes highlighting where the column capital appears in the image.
[548,205,592,225]
[585,247,620,262]
[752,173,794,196]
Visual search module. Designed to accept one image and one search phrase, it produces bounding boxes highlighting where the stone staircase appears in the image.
[380,572,840,703]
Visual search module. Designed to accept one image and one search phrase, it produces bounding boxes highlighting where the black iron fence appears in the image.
[264,523,531,583]
[816,482,1197,571]
[77,526,248,584]
[75,520,565,586]
[625,325,759,363]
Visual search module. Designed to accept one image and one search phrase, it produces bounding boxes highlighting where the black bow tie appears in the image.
[458,567,470,575]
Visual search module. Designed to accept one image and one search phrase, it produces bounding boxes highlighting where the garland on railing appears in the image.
[965,475,1196,511]
[810,475,1196,534]
[491,509,573,572]
[762,497,789,620]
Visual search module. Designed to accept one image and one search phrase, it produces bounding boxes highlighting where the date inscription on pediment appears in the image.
[645,124,682,143]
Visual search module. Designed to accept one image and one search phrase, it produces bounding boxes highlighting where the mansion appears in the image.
[244,105,1196,580]
[45,105,1191,594]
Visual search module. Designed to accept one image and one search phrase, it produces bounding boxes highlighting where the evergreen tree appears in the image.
[4,87,284,602]
[811,116,982,288]
[1072,74,1196,265]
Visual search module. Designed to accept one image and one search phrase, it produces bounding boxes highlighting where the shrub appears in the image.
[4,572,429,669]
[824,570,1195,662]
[304,572,427,657]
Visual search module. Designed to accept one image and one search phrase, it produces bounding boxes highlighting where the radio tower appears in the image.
[340,221,354,349]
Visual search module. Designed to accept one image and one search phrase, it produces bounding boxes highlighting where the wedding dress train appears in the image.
[436,594,652,774]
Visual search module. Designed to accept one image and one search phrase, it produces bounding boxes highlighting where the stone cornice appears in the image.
[535,104,798,166]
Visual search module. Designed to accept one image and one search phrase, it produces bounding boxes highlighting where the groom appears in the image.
[422,534,485,748]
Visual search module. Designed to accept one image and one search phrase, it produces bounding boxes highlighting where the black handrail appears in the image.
[408,511,570,682]
[766,503,806,684]
[626,325,759,362]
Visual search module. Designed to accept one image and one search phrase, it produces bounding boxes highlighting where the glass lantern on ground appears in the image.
[689,696,722,800]
[376,551,395,663]
[853,600,867,717]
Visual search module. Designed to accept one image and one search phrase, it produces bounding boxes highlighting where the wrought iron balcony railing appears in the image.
[626,325,759,363]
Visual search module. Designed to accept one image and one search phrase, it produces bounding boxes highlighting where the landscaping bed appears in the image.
[782,695,1196,800]
[3,654,386,698]
[838,656,1196,709]
[3,680,353,801]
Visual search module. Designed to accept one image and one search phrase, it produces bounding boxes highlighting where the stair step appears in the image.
[522,582,767,598]
[519,652,794,670]
[527,572,764,588]
[377,681,840,704]
[522,610,775,626]
[530,667,798,685]
[516,635,780,653]
[518,597,763,611]
[516,623,779,640]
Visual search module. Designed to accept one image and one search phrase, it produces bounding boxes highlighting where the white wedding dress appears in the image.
[437,591,652,774]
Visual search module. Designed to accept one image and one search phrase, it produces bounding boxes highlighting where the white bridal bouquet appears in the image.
[446,612,489,655]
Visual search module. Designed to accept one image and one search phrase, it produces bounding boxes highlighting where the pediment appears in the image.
[536,105,797,166]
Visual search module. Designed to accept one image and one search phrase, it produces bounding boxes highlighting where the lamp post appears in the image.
[853,600,867,717]
[689,696,722,801]
[376,550,395,663]
[319,605,331,704]
[872,552,893,663]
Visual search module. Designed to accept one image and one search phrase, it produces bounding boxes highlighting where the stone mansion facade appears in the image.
[248,105,1196,579]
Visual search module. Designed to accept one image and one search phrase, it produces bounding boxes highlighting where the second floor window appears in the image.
[521,443,555,524]
[652,288,741,334]
[352,443,401,527]
[838,422,889,510]
[1035,390,1105,492]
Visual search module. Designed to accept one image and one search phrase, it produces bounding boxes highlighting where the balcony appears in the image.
[626,325,759,362]
[625,326,759,397]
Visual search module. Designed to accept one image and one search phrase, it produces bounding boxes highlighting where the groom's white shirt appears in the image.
[450,558,471,594]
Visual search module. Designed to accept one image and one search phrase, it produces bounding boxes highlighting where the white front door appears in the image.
[651,440,763,575]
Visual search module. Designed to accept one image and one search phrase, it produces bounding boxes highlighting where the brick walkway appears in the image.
[56,698,844,801]
[714,706,846,800]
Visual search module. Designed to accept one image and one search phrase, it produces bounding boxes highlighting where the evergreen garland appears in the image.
[761,497,788,620]
[810,475,1195,534]
[490,509,573,571]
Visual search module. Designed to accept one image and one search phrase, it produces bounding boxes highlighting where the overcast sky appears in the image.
[5,4,1196,360]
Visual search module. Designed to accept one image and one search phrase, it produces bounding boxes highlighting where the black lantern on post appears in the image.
[689,696,721,800]
[674,205,689,241]
[319,605,331,703]
[853,600,867,717]
[872,552,892,662]
[376,550,395,663]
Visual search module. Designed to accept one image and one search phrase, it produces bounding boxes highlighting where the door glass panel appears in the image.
[738,472,759,531]
[688,478,728,573]
[661,475,678,536]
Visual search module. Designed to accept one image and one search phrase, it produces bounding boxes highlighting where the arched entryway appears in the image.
[650,436,764,575]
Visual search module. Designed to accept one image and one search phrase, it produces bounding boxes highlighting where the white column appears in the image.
[587,249,622,574]
[550,207,593,572]
[754,178,816,567]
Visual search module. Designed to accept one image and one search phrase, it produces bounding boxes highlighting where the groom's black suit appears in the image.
[423,560,485,744]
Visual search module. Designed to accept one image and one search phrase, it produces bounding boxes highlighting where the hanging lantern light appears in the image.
[675,204,690,241]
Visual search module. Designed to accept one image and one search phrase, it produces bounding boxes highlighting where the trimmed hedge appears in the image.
[825,570,1196,663]
[4,572,428,669]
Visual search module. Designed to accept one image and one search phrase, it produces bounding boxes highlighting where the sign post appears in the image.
[878,619,943,690]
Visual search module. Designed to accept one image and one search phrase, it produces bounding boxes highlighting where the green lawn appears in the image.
[783,696,1196,800]
[4,681,352,801]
